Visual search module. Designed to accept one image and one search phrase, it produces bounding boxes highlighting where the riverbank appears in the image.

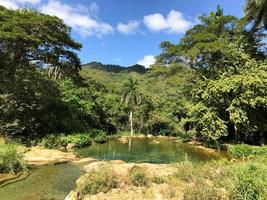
[66,157,267,200]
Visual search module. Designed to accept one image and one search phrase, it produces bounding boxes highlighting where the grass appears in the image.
[175,159,267,200]
[228,144,267,158]
[77,164,119,195]
[129,166,149,187]
[0,138,26,174]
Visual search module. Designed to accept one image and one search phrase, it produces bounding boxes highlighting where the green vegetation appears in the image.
[77,165,119,195]
[129,166,149,187]
[228,144,267,158]
[1,3,265,147]
[41,131,107,149]
[0,1,267,198]
[0,139,26,173]
[178,160,267,200]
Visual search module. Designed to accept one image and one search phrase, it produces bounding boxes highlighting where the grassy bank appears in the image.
[67,144,267,200]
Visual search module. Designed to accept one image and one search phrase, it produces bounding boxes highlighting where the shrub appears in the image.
[129,166,149,187]
[177,131,195,142]
[0,138,26,173]
[92,130,107,144]
[230,163,267,200]
[184,180,228,200]
[61,134,92,148]
[151,176,166,184]
[41,134,92,149]
[77,165,119,195]
[228,144,267,158]
[41,134,67,149]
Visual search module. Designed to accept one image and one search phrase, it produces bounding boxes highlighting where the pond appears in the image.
[0,164,82,200]
[76,137,222,163]
[0,137,223,200]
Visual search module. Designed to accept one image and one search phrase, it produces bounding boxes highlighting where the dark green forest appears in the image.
[0,2,266,148]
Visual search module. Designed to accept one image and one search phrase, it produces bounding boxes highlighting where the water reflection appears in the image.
[76,137,222,163]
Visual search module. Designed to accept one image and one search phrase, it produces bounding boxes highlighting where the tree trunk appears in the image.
[130,111,133,136]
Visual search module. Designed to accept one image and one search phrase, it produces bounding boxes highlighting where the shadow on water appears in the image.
[76,137,223,163]
[0,164,82,200]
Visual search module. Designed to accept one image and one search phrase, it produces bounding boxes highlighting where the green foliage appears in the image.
[92,131,107,144]
[77,165,119,195]
[129,166,149,187]
[178,161,267,200]
[41,135,66,149]
[0,138,26,173]
[61,134,92,148]
[0,6,81,81]
[228,144,267,158]
[245,0,267,31]
[177,131,195,143]
[42,133,94,149]
[188,58,267,145]
[231,163,267,200]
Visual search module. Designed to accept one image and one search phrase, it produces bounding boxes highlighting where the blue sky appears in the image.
[1,0,246,67]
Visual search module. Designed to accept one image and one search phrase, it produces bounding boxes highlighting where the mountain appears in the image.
[82,62,147,74]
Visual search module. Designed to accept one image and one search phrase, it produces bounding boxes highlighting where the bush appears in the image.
[184,180,228,200]
[92,130,107,144]
[228,144,267,158]
[0,138,26,173]
[129,166,149,187]
[174,161,197,182]
[41,133,92,149]
[177,131,195,142]
[77,165,119,195]
[61,134,92,148]
[230,163,267,200]
[41,134,67,149]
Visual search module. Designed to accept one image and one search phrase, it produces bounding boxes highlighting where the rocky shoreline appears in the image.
[65,161,181,200]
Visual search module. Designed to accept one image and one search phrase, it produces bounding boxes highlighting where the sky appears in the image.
[0,0,246,68]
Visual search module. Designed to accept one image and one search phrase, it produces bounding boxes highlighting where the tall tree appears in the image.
[121,78,142,136]
[245,0,267,31]
[0,6,82,82]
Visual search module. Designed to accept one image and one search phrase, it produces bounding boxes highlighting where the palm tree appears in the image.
[121,78,142,136]
[245,0,267,31]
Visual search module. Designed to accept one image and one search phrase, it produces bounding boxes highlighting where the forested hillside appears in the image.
[0,3,266,148]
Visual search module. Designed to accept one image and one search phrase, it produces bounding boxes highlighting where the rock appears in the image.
[65,190,82,200]
[66,143,76,151]
[71,158,97,166]
[24,146,78,166]
[110,160,125,164]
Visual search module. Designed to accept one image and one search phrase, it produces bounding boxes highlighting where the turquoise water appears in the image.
[76,137,222,163]
[0,164,82,200]
[0,137,222,200]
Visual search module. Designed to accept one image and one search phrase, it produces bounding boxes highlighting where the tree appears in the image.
[0,6,82,82]
[0,7,82,138]
[157,6,265,78]
[121,78,142,136]
[245,0,267,31]
[188,52,267,145]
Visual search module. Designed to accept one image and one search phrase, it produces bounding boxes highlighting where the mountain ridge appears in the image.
[82,62,147,74]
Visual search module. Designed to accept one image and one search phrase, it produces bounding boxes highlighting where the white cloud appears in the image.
[40,0,113,37]
[144,10,191,34]
[0,0,40,9]
[114,57,122,62]
[137,55,156,68]
[117,20,140,35]
[89,2,98,16]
